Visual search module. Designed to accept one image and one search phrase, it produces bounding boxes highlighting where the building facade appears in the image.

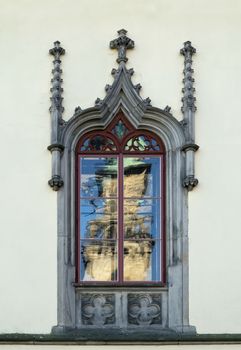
[0,0,241,342]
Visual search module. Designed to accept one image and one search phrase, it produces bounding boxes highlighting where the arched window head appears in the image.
[76,111,166,284]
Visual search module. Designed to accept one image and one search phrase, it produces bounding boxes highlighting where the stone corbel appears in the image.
[48,41,65,191]
[180,41,199,191]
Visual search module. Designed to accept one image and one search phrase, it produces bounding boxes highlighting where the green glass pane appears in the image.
[112,120,128,139]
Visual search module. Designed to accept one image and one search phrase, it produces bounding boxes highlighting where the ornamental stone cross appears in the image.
[110,29,135,63]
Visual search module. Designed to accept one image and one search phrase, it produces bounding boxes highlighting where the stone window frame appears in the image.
[75,111,166,285]
[48,30,198,334]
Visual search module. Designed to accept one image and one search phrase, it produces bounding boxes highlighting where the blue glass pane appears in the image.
[80,157,118,197]
[124,157,161,197]
[80,198,117,239]
[80,240,118,281]
[123,240,160,281]
[124,199,161,240]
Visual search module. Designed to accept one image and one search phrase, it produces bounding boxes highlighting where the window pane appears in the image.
[80,198,117,239]
[123,240,160,281]
[80,240,118,281]
[80,157,117,197]
[80,135,117,152]
[124,199,160,240]
[124,135,161,152]
[124,157,161,197]
[111,120,129,139]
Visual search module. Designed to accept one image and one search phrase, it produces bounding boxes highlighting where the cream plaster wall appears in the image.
[0,0,241,334]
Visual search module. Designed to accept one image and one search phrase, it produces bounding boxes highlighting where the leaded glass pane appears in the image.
[123,240,160,281]
[124,199,160,240]
[124,157,161,197]
[112,120,128,139]
[80,240,118,281]
[124,135,160,152]
[80,157,117,197]
[80,135,117,151]
[80,198,117,239]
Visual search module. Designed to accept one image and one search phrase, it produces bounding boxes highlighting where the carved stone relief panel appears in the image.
[76,290,166,328]
[128,293,162,326]
[81,294,115,326]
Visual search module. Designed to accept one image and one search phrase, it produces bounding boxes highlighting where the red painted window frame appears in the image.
[75,112,166,286]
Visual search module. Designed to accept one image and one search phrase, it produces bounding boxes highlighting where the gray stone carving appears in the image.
[183,175,199,191]
[81,294,115,326]
[48,174,64,191]
[48,41,65,190]
[128,294,161,326]
[180,41,199,191]
[164,105,171,113]
[110,29,134,63]
[50,31,197,335]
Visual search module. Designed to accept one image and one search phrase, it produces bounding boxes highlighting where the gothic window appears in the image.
[76,113,165,284]
[48,31,198,333]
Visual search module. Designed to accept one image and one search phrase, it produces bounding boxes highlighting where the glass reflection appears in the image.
[124,157,161,198]
[80,240,117,281]
[124,240,160,281]
[80,199,117,239]
[80,157,117,197]
[124,199,160,239]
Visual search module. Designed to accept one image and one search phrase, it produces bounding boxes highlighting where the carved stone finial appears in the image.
[49,41,65,114]
[49,41,65,57]
[180,41,196,56]
[110,29,134,63]
[180,41,196,114]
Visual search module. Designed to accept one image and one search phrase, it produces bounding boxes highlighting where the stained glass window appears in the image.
[112,120,129,139]
[124,135,161,152]
[80,135,117,152]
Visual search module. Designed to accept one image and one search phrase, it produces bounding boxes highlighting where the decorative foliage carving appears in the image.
[110,29,134,63]
[81,294,115,326]
[134,83,142,94]
[124,134,161,152]
[75,106,82,114]
[143,97,152,107]
[128,294,161,325]
[95,97,103,107]
[48,175,64,191]
[183,175,198,191]
[164,105,171,113]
